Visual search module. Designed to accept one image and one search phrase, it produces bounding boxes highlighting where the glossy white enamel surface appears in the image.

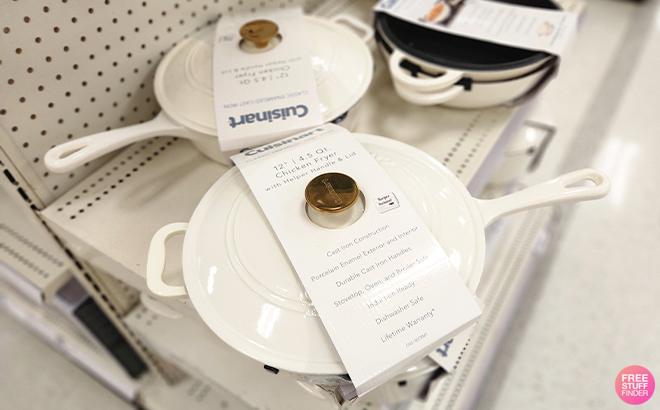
[156,17,373,136]
[181,134,485,375]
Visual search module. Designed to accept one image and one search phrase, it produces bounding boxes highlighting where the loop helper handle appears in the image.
[392,79,464,106]
[389,49,464,92]
[331,15,375,44]
[146,222,189,298]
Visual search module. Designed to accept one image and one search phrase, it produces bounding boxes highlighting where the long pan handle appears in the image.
[45,111,188,173]
[475,168,610,228]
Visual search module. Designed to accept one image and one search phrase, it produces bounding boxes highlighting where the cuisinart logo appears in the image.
[241,128,322,156]
[228,105,309,129]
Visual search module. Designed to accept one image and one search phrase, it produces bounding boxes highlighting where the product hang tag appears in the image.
[232,124,482,396]
[213,8,323,161]
[373,0,578,57]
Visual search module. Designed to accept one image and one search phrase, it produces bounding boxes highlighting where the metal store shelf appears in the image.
[0,186,72,302]
[0,282,142,402]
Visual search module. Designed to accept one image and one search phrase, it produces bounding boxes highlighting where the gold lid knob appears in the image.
[305,173,359,214]
[239,20,279,49]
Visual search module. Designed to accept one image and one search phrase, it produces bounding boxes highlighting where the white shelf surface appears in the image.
[0,282,142,402]
[139,373,253,410]
[0,186,72,302]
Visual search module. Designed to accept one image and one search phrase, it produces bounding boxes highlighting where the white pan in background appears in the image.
[390,56,558,108]
[374,1,561,108]
[145,133,609,387]
[44,16,373,173]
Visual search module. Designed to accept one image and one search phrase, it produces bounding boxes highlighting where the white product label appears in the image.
[428,324,476,372]
[232,124,482,396]
[373,0,577,57]
[213,8,323,160]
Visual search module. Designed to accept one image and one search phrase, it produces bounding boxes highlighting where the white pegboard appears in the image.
[0,0,322,206]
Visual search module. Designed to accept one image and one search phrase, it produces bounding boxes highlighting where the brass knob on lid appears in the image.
[239,20,279,49]
[305,173,359,214]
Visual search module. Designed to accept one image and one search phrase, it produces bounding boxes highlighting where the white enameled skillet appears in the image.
[145,133,609,387]
[45,16,373,172]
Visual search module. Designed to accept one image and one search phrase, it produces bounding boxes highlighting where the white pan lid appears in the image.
[181,134,485,375]
[154,17,373,136]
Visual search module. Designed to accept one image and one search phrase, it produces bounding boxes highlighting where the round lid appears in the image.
[376,0,557,71]
[305,173,359,213]
[154,17,373,136]
[182,134,485,375]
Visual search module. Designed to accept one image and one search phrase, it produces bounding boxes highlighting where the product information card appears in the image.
[374,0,577,57]
[213,8,323,160]
[232,124,482,396]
